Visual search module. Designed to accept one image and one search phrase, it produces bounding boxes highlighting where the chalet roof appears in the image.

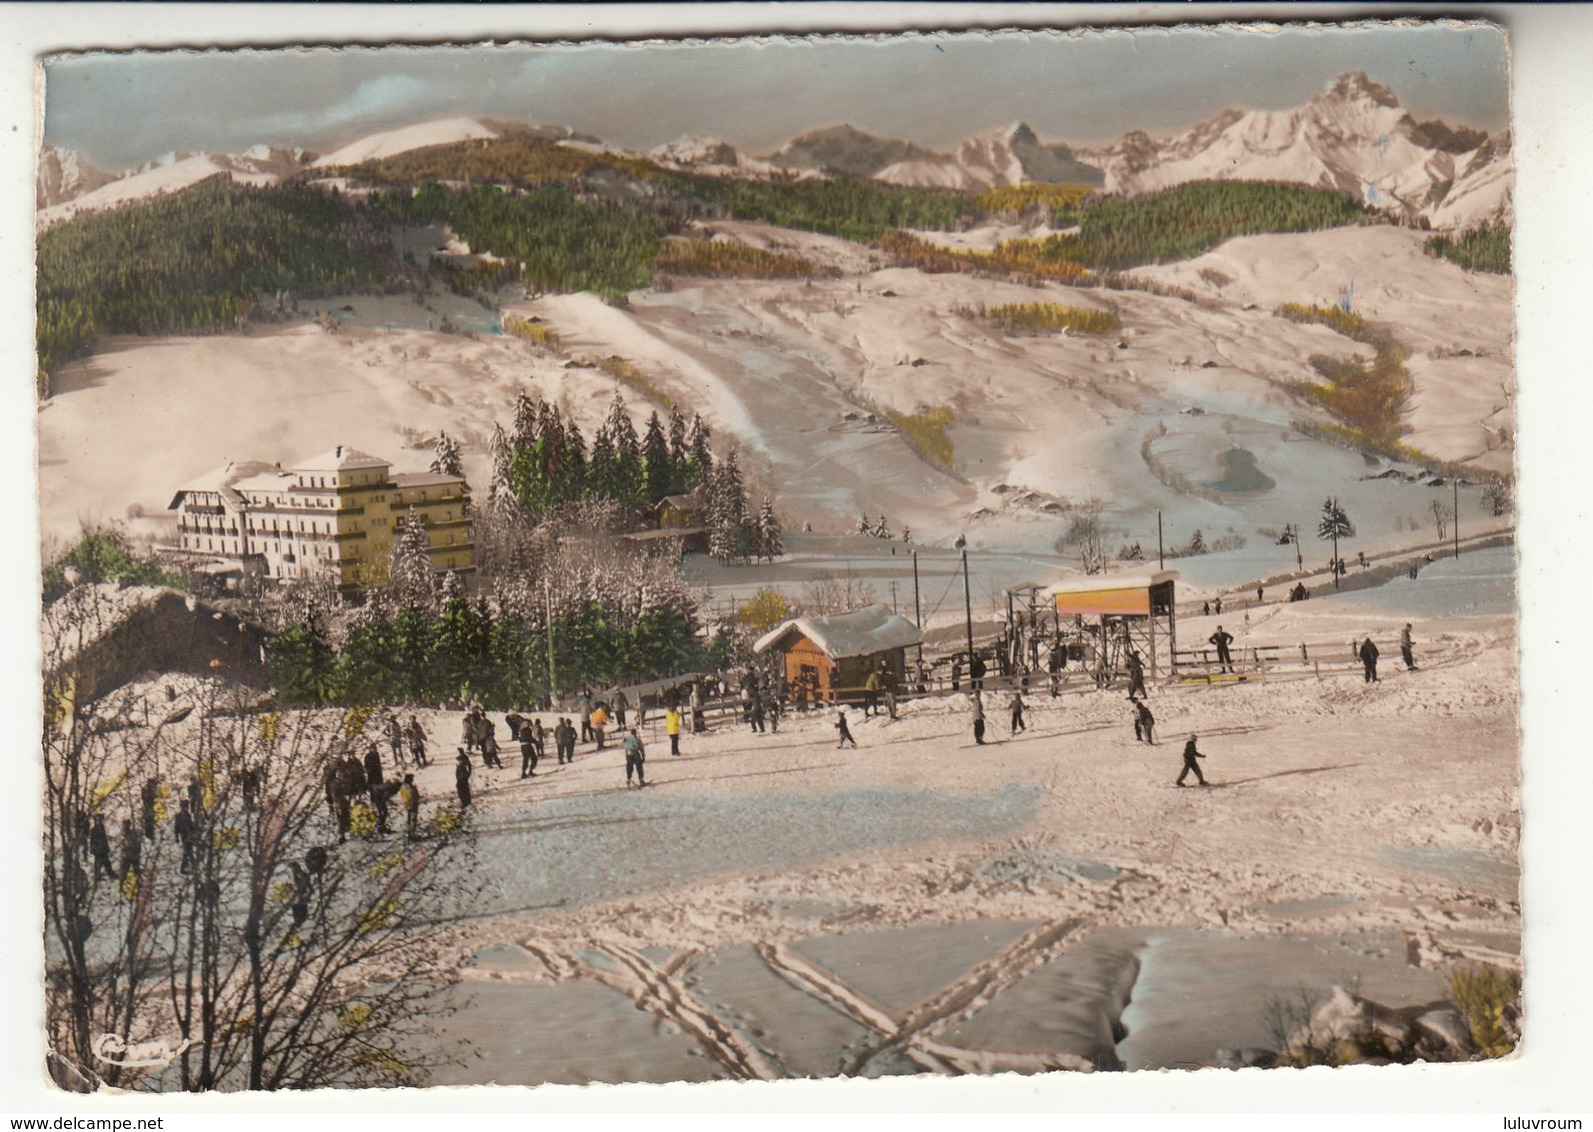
[656,493,701,511]
[1043,570,1179,597]
[754,603,922,660]
[294,445,390,473]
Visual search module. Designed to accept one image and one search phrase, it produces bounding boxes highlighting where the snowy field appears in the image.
[357,587,1518,1082]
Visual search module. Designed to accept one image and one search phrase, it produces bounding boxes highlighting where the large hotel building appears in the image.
[167,446,472,593]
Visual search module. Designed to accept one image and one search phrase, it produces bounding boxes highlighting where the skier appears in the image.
[1133,698,1156,745]
[1359,636,1381,683]
[663,706,682,756]
[622,727,647,789]
[1008,690,1027,734]
[1176,733,1208,786]
[835,710,858,749]
[1048,643,1064,697]
[455,750,474,810]
[614,690,630,729]
[591,703,609,750]
[969,653,987,691]
[1214,596,1223,616]
[555,718,574,764]
[1208,625,1235,674]
[504,709,525,743]
[1400,623,1419,671]
[461,708,480,756]
[970,689,987,745]
[690,683,706,734]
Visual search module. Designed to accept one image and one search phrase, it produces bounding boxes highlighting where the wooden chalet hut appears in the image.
[754,603,922,705]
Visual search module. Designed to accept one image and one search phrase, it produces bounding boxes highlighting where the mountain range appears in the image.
[37,72,1510,230]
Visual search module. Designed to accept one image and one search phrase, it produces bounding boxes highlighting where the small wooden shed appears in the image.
[754,604,922,705]
[655,493,703,530]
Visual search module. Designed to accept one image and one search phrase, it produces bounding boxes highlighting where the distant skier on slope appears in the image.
[1176,733,1207,786]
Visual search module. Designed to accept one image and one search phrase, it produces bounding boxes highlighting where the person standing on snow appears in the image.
[1176,733,1207,786]
[1131,697,1156,744]
[1126,649,1147,700]
[622,727,647,789]
[835,710,858,749]
[666,706,683,756]
[1208,625,1235,674]
[1400,624,1419,671]
[520,724,539,778]
[1359,636,1381,683]
[1008,690,1028,734]
[407,715,429,767]
[455,750,474,810]
[970,689,987,745]
[400,775,422,841]
[90,814,115,882]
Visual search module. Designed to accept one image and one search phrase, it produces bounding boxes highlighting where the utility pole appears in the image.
[961,548,975,665]
[912,550,924,667]
[1454,477,1460,560]
[1294,522,1303,570]
[890,580,898,613]
[1158,510,1164,570]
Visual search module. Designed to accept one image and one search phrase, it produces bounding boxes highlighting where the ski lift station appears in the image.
[1044,570,1180,676]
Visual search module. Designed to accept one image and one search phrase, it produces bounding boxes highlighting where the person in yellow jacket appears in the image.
[590,704,609,750]
[665,707,682,756]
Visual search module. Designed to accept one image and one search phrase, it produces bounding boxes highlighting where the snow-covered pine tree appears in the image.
[587,423,619,504]
[873,515,892,540]
[667,404,689,491]
[607,393,645,509]
[756,497,783,561]
[687,412,714,491]
[439,569,465,604]
[561,417,588,505]
[642,410,673,505]
[488,422,516,507]
[857,513,872,535]
[710,448,749,563]
[388,511,437,613]
[430,431,463,478]
[901,525,912,545]
[512,392,541,450]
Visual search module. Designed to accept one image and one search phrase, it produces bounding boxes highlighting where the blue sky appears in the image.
[44,22,1509,170]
